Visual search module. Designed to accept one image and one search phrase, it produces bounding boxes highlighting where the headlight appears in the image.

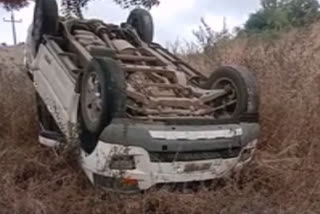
[110,155,136,170]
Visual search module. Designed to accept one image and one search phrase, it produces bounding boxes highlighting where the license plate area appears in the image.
[184,163,212,173]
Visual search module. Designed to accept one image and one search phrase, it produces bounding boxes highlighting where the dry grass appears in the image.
[185,23,320,213]
[1,22,320,213]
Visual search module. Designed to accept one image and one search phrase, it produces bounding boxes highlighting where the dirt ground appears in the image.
[1,21,320,213]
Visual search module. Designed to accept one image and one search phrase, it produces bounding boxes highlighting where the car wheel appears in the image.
[35,93,64,140]
[32,0,58,53]
[80,58,126,149]
[202,65,259,121]
[127,8,154,44]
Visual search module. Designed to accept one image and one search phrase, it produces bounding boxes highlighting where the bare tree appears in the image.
[0,0,28,10]
[0,0,159,16]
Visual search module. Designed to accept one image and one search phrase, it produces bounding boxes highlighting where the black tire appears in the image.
[35,93,64,140]
[127,8,154,43]
[96,57,127,119]
[80,57,126,135]
[203,65,259,120]
[32,0,58,53]
[35,93,52,131]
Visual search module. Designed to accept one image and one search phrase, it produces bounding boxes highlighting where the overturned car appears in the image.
[24,0,260,192]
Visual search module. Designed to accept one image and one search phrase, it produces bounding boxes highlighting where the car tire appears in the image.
[32,0,59,53]
[127,8,154,43]
[80,57,126,137]
[35,93,64,140]
[202,65,259,121]
[96,58,127,119]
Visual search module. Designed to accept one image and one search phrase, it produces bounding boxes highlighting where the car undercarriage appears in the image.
[46,18,250,121]
[25,0,260,192]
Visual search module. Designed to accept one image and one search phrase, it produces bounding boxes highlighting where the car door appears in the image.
[33,42,80,137]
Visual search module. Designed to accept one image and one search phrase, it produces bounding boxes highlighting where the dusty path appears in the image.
[0,44,24,72]
[0,45,35,138]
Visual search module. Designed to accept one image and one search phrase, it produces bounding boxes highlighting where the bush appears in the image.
[245,0,320,32]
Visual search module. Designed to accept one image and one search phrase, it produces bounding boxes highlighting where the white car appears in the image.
[25,0,260,192]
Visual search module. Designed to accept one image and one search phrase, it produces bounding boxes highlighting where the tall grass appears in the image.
[1,21,320,213]
[185,22,320,213]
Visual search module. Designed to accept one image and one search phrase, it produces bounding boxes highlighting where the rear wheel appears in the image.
[127,8,154,43]
[32,0,58,53]
[203,65,259,121]
[35,93,64,142]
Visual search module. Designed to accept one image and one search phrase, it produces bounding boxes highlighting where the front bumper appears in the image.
[99,120,259,153]
[80,139,258,192]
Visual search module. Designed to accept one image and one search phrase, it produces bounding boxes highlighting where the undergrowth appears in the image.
[1,20,320,213]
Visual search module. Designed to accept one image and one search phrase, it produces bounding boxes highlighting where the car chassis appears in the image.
[25,0,260,192]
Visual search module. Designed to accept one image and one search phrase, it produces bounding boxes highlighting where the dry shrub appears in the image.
[2,22,320,213]
[185,22,320,213]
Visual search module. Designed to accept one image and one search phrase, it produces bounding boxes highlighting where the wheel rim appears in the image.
[211,77,238,118]
[84,72,103,123]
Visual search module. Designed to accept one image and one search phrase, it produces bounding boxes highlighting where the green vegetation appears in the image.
[245,0,320,32]
[0,0,159,12]
[0,0,28,10]
[61,0,159,17]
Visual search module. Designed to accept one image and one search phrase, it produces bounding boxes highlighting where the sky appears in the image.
[0,0,261,45]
